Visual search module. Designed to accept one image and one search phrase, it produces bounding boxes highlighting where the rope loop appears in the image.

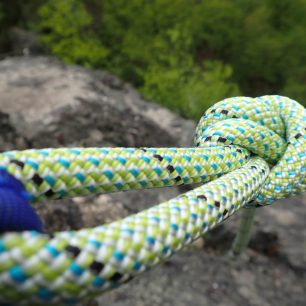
[195,95,306,205]
[0,95,305,305]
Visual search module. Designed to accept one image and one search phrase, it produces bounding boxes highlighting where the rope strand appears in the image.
[0,146,249,202]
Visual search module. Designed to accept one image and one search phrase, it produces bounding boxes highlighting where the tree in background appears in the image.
[36,0,240,119]
[0,0,306,119]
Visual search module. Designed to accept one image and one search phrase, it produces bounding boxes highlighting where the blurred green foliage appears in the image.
[39,0,108,67]
[1,0,306,119]
[36,0,240,118]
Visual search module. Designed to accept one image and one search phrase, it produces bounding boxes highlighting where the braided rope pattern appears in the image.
[195,95,306,204]
[0,158,269,305]
[0,95,305,305]
[0,147,249,202]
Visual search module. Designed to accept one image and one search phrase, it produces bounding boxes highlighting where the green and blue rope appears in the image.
[0,95,305,305]
[0,146,249,202]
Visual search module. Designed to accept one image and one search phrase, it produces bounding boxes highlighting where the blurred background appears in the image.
[0,1,305,306]
[1,0,306,119]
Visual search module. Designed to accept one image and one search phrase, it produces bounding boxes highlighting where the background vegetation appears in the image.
[1,0,306,119]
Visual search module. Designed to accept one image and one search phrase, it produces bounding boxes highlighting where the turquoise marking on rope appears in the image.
[0,95,305,305]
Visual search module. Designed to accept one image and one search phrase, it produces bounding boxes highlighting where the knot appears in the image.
[195,95,306,205]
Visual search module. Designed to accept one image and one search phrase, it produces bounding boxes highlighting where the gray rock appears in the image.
[0,55,196,231]
[0,110,29,151]
[0,56,195,148]
[8,27,46,56]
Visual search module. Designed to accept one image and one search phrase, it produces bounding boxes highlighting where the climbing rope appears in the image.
[0,95,305,305]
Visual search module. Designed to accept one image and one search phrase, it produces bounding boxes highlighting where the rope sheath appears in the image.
[0,95,305,305]
[195,95,306,204]
[0,146,249,202]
